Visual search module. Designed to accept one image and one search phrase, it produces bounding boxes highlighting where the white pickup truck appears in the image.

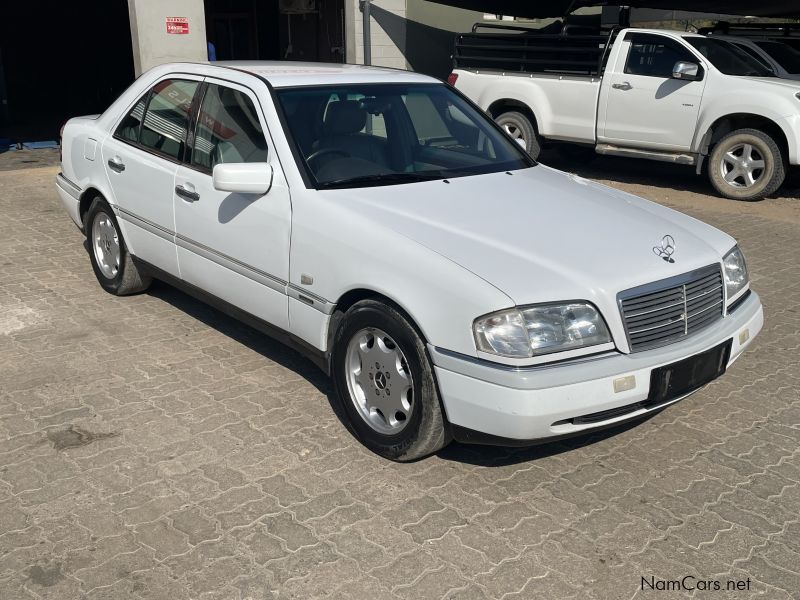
[451,27,800,200]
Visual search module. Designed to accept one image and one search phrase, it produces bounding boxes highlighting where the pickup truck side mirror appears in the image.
[212,163,273,195]
[672,61,701,81]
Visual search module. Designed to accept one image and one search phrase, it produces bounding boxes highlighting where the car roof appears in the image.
[214,61,439,87]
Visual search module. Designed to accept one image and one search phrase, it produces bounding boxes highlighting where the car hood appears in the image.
[328,165,735,306]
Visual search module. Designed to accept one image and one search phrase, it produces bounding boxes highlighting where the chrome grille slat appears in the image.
[619,265,724,352]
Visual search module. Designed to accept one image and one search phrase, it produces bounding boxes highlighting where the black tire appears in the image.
[708,128,785,200]
[331,299,450,461]
[495,110,541,160]
[84,197,151,295]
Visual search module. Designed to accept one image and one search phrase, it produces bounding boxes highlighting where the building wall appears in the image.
[128,0,208,76]
[347,0,408,69]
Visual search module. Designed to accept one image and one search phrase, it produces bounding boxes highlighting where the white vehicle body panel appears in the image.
[57,60,763,444]
[453,28,800,164]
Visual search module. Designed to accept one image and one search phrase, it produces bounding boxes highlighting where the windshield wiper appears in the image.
[317,172,445,189]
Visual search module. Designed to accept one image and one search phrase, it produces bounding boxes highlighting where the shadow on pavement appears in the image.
[438,411,662,467]
[541,146,800,199]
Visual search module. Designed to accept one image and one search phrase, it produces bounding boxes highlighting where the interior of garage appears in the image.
[0,0,135,144]
[0,0,345,145]
[206,0,345,63]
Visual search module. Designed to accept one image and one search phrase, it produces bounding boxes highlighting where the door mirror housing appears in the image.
[672,61,701,81]
[212,163,273,195]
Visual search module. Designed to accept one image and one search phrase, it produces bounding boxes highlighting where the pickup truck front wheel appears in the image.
[495,111,540,160]
[708,129,785,201]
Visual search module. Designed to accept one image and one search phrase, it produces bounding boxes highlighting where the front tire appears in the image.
[708,128,785,200]
[84,197,151,295]
[495,110,541,160]
[331,300,450,461]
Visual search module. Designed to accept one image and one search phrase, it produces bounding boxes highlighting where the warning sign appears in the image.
[166,17,189,35]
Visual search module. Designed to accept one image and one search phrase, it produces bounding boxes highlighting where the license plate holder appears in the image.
[646,339,733,407]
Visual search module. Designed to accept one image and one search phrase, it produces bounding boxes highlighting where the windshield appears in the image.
[755,40,800,74]
[275,83,533,188]
[687,38,775,77]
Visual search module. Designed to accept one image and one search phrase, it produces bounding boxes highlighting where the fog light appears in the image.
[613,375,636,393]
[739,328,750,345]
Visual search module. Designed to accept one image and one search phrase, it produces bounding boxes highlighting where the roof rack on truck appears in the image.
[453,25,620,78]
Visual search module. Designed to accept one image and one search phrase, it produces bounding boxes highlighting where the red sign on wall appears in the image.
[166,17,189,35]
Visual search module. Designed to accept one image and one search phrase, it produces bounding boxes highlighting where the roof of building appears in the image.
[216,61,439,87]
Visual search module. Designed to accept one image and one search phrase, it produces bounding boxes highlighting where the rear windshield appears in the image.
[687,38,775,77]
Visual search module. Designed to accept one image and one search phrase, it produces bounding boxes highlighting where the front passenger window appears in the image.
[191,84,269,171]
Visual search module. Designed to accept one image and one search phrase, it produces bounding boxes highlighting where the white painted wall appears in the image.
[348,0,408,69]
[128,0,208,76]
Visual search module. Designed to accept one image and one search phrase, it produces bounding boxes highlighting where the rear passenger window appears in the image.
[625,35,695,78]
[139,79,200,161]
[115,96,147,143]
[191,84,268,170]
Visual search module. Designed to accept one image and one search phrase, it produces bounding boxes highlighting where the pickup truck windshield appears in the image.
[755,40,800,74]
[687,38,775,77]
[275,83,533,189]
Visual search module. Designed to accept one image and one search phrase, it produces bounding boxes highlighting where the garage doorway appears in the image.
[0,0,135,143]
[205,0,345,63]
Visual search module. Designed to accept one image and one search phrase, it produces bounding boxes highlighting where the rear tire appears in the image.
[495,110,540,160]
[84,197,151,295]
[708,128,785,200]
[331,299,450,461]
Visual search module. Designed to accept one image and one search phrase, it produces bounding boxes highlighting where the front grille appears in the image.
[619,265,724,352]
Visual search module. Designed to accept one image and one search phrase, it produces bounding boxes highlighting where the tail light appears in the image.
[446,72,459,86]
[59,120,67,164]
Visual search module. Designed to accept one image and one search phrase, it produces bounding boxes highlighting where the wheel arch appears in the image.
[703,113,789,163]
[327,288,431,357]
[486,98,539,133]
[78,186,107,228]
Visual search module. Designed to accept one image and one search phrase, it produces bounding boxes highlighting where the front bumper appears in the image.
[431,292,763,444]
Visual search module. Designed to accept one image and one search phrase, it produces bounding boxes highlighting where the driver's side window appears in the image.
[625,34,695,78]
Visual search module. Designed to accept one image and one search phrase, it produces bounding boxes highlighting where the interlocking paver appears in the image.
[1,158,798,598]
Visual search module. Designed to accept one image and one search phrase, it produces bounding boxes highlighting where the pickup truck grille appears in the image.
[619,265,724,352]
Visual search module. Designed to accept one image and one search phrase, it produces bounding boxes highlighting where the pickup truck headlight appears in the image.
[473,302,611,359]
[723,246,749,301]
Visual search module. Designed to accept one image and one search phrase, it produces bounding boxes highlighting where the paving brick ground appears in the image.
[1,153,799,599]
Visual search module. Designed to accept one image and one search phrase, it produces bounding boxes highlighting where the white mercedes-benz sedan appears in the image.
[56,61,763,460]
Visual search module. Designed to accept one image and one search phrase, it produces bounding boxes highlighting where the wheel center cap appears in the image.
[374,372,387,390]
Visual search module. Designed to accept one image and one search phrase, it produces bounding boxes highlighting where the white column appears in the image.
[127,0,208,76]
[348,0,408,69]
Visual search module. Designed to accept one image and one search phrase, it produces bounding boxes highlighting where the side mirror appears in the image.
[672,61,701,81]
[212,163,273,195]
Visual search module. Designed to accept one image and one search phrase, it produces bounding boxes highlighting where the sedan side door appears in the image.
[101,77,203,277]
[173,78,291,330]
[598,33,707,151]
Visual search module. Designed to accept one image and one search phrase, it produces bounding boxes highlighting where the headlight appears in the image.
[722,246,749,301]
[474,302,612,359]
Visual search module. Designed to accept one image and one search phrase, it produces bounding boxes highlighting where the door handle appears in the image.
[612,82,632,91]
[175,185,200,202]
[107,158,125,172]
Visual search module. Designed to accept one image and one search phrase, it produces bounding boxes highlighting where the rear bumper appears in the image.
[56,172,83,230]
[430,292,763,444]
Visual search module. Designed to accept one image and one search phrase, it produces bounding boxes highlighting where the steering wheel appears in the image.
[306,148,350,168]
